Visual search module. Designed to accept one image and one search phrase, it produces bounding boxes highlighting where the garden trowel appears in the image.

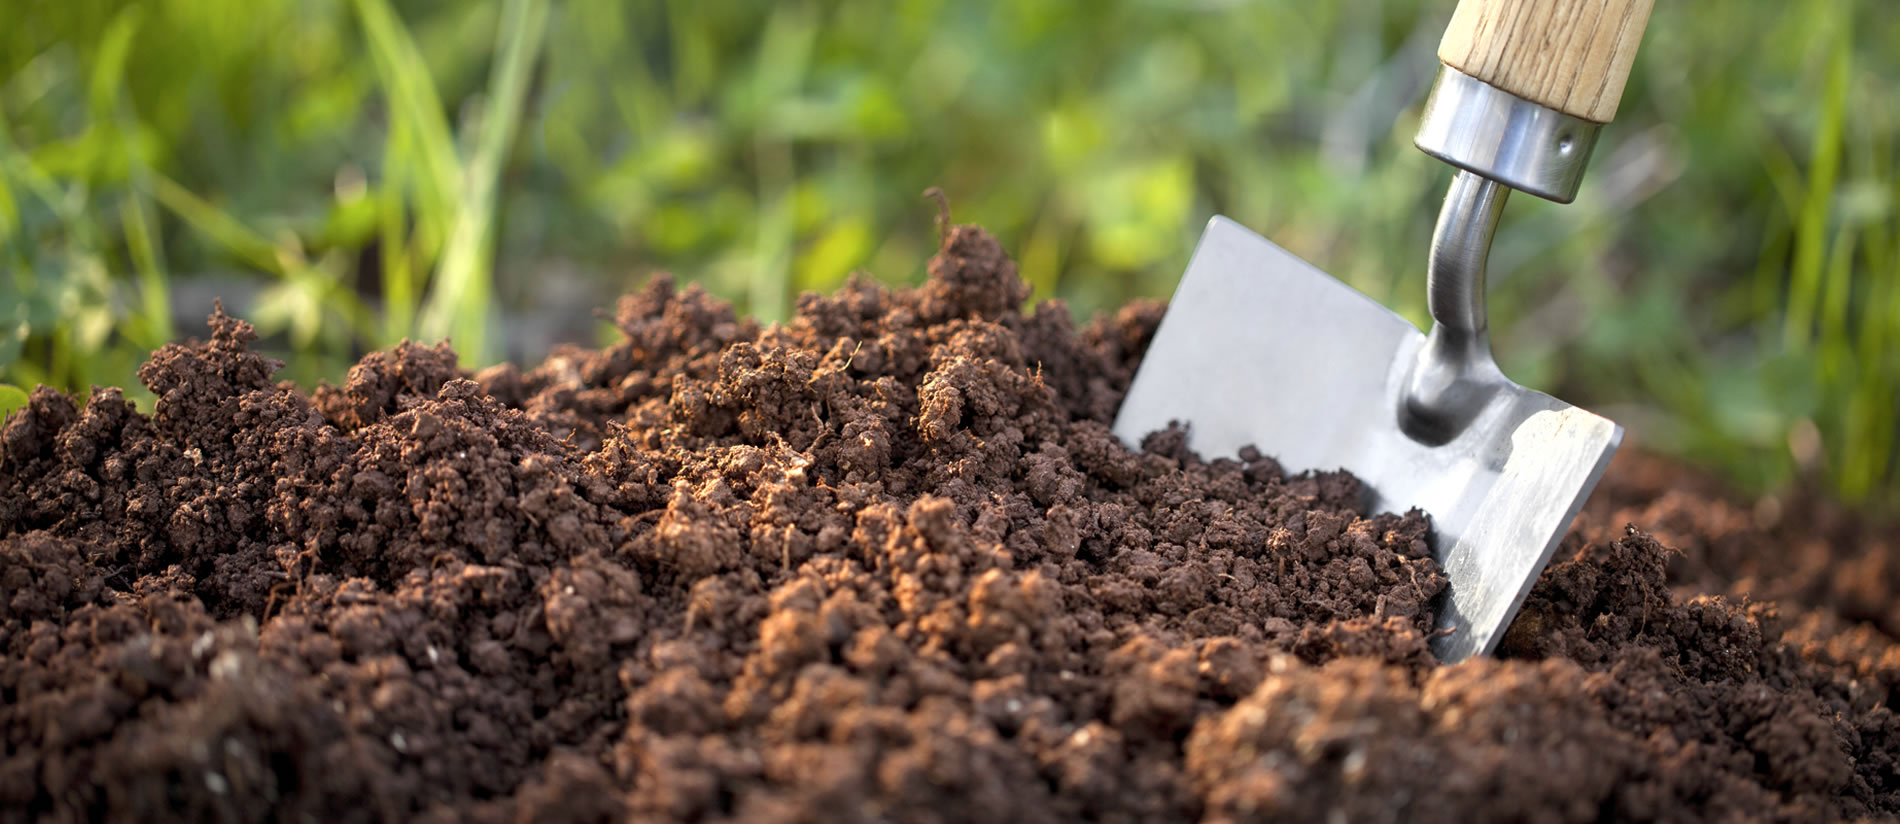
[1114,0,1655,663]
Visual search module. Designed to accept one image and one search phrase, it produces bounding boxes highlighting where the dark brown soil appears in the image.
[3,225,1897,823]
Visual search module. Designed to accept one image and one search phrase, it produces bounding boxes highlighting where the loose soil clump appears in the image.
[4,225,1898,822]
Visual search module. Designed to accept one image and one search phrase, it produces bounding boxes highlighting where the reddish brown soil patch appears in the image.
[4,226,1898,822]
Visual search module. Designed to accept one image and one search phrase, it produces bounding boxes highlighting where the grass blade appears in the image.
[747,5,818,323]
[353,0,464,254]
[1781,25,1850,352]
[417,0,549,364]
[120,192,174,346]
[151,174,295,276]
[379,145,418,346]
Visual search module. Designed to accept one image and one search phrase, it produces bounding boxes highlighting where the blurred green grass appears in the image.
[1,0,1896,511]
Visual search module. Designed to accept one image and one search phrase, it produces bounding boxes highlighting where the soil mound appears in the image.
[3,226,1897,822]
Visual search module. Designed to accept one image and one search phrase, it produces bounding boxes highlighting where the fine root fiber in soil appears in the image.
[3,225,1899,822]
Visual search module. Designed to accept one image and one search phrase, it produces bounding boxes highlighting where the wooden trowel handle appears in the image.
[1438,0,1655,123]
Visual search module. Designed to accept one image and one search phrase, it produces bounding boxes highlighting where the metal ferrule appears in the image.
[1414,66,1603,204]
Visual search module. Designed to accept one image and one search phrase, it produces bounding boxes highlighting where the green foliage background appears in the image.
[2,0,1896,510]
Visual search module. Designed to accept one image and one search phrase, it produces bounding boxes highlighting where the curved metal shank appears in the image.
[1401,169,1510,444]
[1405,66,1609,442]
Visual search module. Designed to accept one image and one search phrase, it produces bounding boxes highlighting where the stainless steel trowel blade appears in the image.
[1113,216,1621,663]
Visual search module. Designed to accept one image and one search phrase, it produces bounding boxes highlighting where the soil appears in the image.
[3,224,1898,823]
